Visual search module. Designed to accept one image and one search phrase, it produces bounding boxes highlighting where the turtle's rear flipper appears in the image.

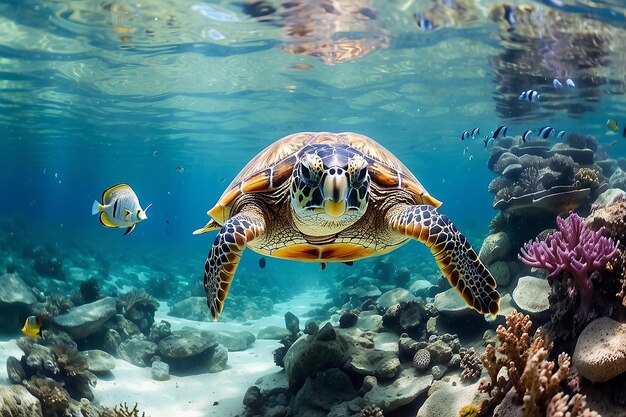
[203,208,265,320]
[387,204,500,315]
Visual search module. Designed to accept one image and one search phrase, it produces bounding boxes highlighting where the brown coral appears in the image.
[546,392,600,417]
[587,196,626,243]
[459,347,482,380]
[51,343,89,377]
[361,404,384,417]
[24,376,70,417]
[478,311,603,416]
[101,403,147,417]
[574,168,603,190]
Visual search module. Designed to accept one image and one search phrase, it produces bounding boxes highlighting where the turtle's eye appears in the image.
[299,163,317,185]
[299,154,323,185]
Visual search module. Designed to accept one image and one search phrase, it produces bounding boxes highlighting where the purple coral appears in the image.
[518,211,617,314]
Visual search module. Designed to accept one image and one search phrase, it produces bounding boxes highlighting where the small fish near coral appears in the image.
[519,89,540,102]
[21,315,43,338]
[92,183,151,236]
[258,257,266,268]
[605,119,626,137]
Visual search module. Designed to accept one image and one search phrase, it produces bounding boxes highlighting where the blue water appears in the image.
[0,1,625,310]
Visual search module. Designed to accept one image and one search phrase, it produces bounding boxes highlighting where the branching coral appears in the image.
[51,343,89,377]
[520,349,570,417]
[101,403,147,417]
[361,404,384,417]
[477,310,571,416]
[459,347,482,380]
[518,167,542,194]
[519,211,617,313]
[24,376,70,417]
[546,392,600,417]
[574,168,603,190]
[119,289,159,313]
[114,402,146,417]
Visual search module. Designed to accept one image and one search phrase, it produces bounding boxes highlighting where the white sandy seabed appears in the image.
[0,289,329,417]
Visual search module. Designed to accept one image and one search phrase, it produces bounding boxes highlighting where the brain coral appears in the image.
[413,348,431,370]
[572,317,626,382]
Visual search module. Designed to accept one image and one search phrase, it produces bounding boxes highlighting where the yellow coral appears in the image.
[459,404,479,417]
[574,168,602,189]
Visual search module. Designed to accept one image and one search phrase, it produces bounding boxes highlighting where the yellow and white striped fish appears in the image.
[91,183,151,235]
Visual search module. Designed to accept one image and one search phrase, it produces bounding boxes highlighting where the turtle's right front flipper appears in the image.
[387,204,500,315]
[203,208,265,320]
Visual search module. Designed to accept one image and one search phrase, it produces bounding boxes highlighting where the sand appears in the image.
[0,289,328,417]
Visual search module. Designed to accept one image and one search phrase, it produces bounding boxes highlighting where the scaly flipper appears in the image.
[387,204,500,315]
[203,208,265,320]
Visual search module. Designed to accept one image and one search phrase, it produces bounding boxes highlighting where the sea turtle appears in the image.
[194,132,500,320]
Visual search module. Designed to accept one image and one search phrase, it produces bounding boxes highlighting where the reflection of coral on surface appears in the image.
[519,211,617,313]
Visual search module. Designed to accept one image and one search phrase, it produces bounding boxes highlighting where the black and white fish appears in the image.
[463,146,469,155]
[557,130,565,140]
[92,184,151,236]
[552,79,563,89]
[460,130,470,141]
[537,126,556,139]
[519,89,540,102]
[522,129,533,143]
[471,127,480,138]
[566,78,575,88]
[492,125,508,139]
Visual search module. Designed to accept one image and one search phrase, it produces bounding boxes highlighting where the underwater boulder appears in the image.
[257,326,292,340]
[363,368,431,414]
[53,297,117,339]
[167,297,212,322]
[377,289,416,311]
[283,323,350,391]
[488,260,511,287]
[294,368,357,416]
[118,339,158,368]
[478,232,511,265]
[573,317,626,383]
[209,329,255,351]
[0,273,37,332]
[344,348,400,379]
[82,350,115,374]
[417,381,484,417]
[0,385,43,417]
[512,276,551,321]
[157,328,226,375]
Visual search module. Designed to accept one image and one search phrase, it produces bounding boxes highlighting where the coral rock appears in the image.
[0,385,43,417]
[53,297,117,339]
[413,348,431,370]
[573,317,626,383]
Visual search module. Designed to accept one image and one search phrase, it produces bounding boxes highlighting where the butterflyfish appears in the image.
[92,183,151,236]
[22,315,43,338]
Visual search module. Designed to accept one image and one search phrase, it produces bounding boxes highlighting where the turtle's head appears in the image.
[290,145,369,236]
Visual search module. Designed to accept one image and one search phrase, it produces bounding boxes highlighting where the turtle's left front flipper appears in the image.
[387,204,500,315]
[202,207,265,320]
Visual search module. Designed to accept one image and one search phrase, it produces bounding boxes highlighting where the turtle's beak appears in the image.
[322,168,348,218]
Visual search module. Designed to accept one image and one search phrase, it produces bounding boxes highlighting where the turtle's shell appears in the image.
[208,132,442,224]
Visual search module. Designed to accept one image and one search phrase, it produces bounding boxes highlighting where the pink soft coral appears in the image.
[518,211,617,314]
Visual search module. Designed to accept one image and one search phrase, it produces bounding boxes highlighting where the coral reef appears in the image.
[476,311,583,416]
[459,347,481,380]
[519,211,618,313]
[361,404,384,417]
[24,376,69,417]
[546,392,599,417]
[118,288,160,335]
